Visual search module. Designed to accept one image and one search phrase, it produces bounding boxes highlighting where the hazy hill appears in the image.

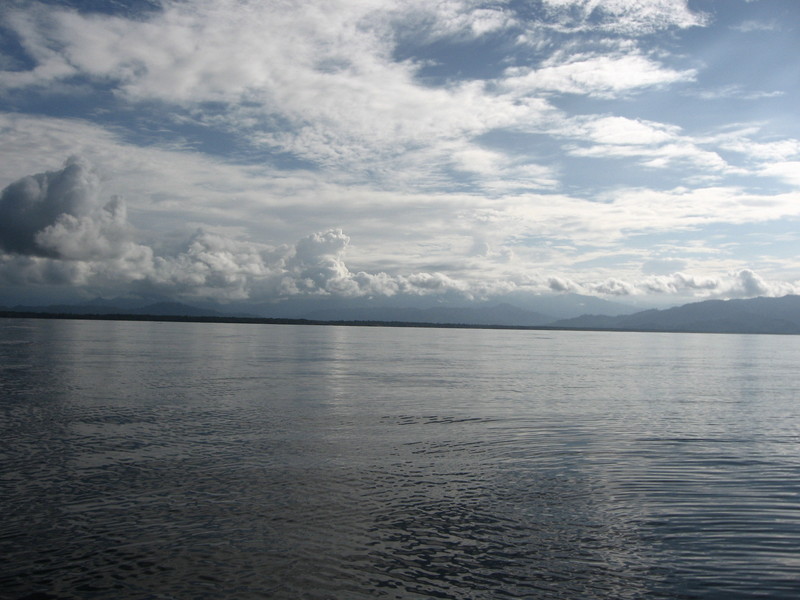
[550,295,800,334]
[304,302,553,326]
[258,292,636,322]
[8,294,800,335]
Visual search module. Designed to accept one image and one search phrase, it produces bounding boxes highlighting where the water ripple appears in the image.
[3,320,800,598]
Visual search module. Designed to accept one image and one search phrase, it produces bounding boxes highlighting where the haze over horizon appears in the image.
[1,0,798,311]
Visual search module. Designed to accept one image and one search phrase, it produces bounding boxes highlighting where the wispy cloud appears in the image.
[0,0,797,308]
[502,53,695,98]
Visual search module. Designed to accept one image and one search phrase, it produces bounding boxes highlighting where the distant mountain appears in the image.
[17,294,800,335]
[1,293,639,327]
[304,302,553,326]
[490,292,637,319]
[550,295,800,335]
[126,302,227,317]
[247,292,637,322]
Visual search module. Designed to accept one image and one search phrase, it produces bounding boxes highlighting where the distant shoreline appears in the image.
[1,310,794,336]
[0,309,559,331]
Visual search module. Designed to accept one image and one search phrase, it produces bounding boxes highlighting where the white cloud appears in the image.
[540,0,707,34]
[503,53,695,98]
[150,230,279,301]
[0,156,490,300]
[282,229,356,296]
[565,114,731,173]
[450,146,559,190]
[732,19,778,33]
[413,1,516,38]
[1,0,553,180]
[567,269,800,300]
[716,132,800,162]
[35,196,134,261]
[756,161,800,187]
[582,116,679,145]
[639,272,720,294]
[2,2,799,308]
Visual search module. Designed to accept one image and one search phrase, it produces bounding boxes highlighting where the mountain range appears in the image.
[550,295,800,335]
[4,294,800,335]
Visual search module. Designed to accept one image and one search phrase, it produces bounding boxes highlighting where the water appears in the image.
[1,318,800,599]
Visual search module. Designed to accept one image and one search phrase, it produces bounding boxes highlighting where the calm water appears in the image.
[2,318,800,599]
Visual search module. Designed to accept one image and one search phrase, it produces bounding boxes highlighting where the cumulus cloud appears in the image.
[571,269,800,301]
[150,230,279,301]
[639,272,720,295]
[548,275,583,293]
[282,229,356,295]
[0,156,98,257]
[1,159,796,307]
[0,158,487,301]
[35,196,134,261]
[0,156,144,262]
[279,229,474,299]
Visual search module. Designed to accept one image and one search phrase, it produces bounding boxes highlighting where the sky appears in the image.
[0,0,799,311]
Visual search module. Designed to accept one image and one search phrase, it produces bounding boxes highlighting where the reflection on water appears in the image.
[2,319,800,599]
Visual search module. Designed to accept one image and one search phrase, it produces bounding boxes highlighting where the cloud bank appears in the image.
[1,157,797,307]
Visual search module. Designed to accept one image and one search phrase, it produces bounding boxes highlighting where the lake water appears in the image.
[1,318,800,599]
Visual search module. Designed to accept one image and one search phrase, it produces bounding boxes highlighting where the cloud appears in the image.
[580,269,800,300]
[715,132,800,162]
[409,1,516,39]
[279,229,474,299]
[1,157,795,306]
[1,3,798,309]
[758,162,800,187]
[0,0,700,187]
[732,19,778,33]
[641,258,687,275]
[0,156,155,288]
[282,229,355,295]
[450,146,559,190]
[639,272,719,295]
[0,253,94,287]
[571,141,730,172]
[148,230,279,301]
[0,0,549,180]
[0,157,482,301]
[581,116,679,145]
[693,85,784,101]
[0,156,135,259]
[35,196,134,261]
[503,53,695,98]
[560,115,733,173]
[539,0,707,34]
[548,275,583,293]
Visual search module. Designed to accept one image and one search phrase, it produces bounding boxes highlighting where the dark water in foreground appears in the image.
[1,318,800,599]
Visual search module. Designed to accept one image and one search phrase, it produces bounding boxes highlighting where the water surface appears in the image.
[2,318,799,598]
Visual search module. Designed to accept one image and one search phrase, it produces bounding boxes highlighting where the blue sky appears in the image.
[0,0,798,309]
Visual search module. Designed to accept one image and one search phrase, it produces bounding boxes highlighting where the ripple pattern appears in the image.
[2,320,800,599]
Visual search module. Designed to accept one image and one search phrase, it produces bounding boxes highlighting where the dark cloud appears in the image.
[0,156,99,257]
[0,155,134,262]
